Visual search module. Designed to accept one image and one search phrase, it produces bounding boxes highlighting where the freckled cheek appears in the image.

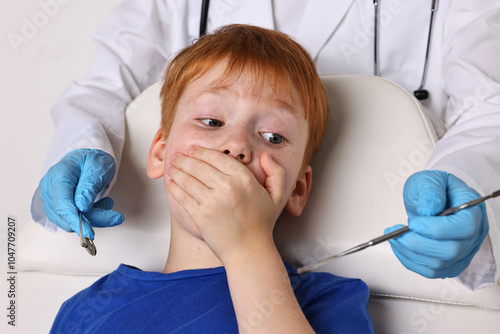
[272,151,303,192]
[164,130,217,162]
[162,143,188,182]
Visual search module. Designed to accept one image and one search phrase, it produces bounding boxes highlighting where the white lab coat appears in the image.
[31,0,500,290]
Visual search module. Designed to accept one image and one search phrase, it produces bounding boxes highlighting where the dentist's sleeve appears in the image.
[31,0,198,231]
[426,0,500,289]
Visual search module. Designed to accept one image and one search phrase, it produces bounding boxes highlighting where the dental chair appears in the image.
[14,75,500,333]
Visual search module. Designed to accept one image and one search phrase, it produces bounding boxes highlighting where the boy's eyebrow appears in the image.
[193,85,301,119]
[267,98,300,119]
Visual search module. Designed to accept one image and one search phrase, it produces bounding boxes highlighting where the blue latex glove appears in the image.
[39,149,124,239]
[384,170,488,279]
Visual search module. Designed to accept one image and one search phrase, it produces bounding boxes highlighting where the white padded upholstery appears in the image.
[13,75,500,333]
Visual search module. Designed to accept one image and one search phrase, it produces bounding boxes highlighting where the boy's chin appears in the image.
[184,222,204,241]
[169,207,205,240]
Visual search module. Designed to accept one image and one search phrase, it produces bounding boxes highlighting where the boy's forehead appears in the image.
[186,65,303,117]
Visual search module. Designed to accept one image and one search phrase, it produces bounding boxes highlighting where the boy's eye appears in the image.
[200,118,224,127]
[261,132,285,145]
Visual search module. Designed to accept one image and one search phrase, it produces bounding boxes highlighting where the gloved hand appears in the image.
[39,149,124,239]
[384,170,488,279]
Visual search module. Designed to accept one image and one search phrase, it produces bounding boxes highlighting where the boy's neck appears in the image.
[162,217,223,274]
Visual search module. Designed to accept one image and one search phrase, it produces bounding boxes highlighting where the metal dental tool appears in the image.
[79,211,97,256]
[297,189,500,274]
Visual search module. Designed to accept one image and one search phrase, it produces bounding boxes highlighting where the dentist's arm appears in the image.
[417,0,500,288]
[33,0,196,232]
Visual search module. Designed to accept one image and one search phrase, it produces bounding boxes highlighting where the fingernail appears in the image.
[188,147,196,155]
[171,154,179,163]
[166,164,173,172]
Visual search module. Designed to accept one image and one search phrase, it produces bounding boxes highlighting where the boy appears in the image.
[50,24,374,333]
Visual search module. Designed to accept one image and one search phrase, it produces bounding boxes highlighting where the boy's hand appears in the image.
[166,147,285,264]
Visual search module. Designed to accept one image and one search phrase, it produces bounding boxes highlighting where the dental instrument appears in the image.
[79,212,97,256]
[297,189,500,274]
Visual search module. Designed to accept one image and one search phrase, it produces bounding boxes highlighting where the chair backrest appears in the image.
[18,74,500,333]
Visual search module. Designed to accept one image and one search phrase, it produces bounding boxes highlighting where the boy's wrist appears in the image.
[221,236,280,270]
[223,239,314,333]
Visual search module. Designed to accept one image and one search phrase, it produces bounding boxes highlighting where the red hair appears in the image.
[160,24,328,167]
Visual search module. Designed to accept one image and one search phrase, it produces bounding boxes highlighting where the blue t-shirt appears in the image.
[51,263,373,333]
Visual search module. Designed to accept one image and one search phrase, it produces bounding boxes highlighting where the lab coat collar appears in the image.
[295,0,356,60]
[211,0,274,30]
[210,0,355,60]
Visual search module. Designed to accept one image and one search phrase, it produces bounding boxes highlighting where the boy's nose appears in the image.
[223,149,250,163]
[220,131,252,164]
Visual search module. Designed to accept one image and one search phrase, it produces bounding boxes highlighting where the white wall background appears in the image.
[0,1,122,332]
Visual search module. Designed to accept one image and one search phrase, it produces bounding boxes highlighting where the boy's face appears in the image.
[148,64,311,239]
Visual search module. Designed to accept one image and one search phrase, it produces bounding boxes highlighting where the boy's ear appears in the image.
[147,129,166,179]
[285,165,312,217]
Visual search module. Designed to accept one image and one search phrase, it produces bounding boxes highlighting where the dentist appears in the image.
[33,0,500,290]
